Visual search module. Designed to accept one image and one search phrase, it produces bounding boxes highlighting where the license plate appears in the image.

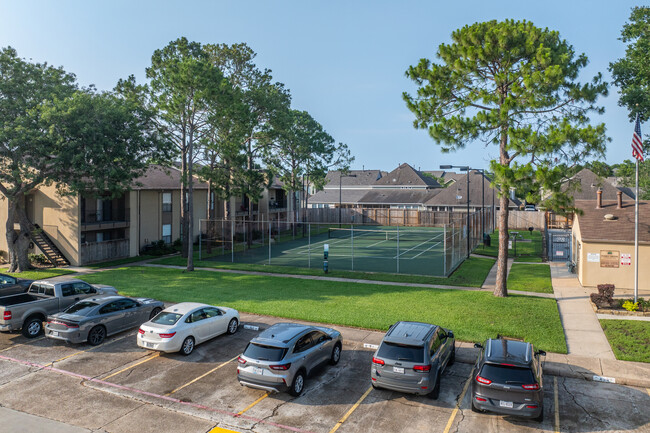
[500,400,514,408]
[392,366,405,374]
[144,342,155,348]
[252,367,264,375]
[50,331,59,337]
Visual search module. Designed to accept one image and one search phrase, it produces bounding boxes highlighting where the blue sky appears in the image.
[0,1,643,171]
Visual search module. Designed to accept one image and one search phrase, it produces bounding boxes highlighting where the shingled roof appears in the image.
[357,189,439,206]
[308,189,370,205]
[574,199,650,244]
[131,165,209,190]
[323,170,383,188]
[425,171,518,207]
[563,168,633,201]
[373,163,440,188]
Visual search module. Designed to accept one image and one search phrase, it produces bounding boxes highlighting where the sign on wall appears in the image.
[620,253,632,266]
[587,253,600,262]
[600,250,620,268]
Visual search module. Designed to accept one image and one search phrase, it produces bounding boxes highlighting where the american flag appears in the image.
[632,114,644,162]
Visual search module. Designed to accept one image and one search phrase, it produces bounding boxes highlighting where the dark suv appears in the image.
[471,338,546,422]
[371,321,455,399]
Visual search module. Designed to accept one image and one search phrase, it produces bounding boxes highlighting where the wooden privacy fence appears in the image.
[498,210,546,230]
[80,239,129,265]
[304,208,492,227]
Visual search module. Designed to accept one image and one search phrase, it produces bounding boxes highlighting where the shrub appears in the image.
[140,240,177,256]
[590,284,616,308]
[622,300,640,312]
[28,253,49,265]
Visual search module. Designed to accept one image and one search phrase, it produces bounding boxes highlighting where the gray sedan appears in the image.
[45,295,164,345]
[237,323,342,396]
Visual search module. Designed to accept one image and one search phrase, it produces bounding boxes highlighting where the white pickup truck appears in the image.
[0,277,117,338]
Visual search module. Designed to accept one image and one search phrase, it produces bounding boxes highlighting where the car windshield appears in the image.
[377,342,424,363]
[64,301,98,315]
[243,343,288,362]
[151,312,182,325]
[480,364,535,384]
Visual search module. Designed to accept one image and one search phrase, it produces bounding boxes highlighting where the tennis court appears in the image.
[200,222,460,276]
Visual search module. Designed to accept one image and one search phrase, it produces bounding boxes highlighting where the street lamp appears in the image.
[339,172,357,227]
[440,164,470,258]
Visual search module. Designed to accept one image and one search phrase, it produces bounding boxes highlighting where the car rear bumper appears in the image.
[371,372,431,395]
[45,327,86,344]
[0,323,13,332]
[472,393,542,418]
[237,374,288,393]
[137,335,181,353]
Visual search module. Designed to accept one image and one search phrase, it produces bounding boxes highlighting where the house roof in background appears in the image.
[563,168,633,201]
[324,170,383,188]
[308,189,370,204]
[373,163,440,188]
[357,189,439,205]
[425,171,519,207]
[574,200,650,244]
[131,165,208,190]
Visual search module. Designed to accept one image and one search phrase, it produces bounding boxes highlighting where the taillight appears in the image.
[237,356,247,364]
[501,363,516,367]
[526,404,538,409]
[138,328,145,335]
[522,383,540,390]
[372,357,385,366]
[3,311,11,320]
[48,320,78,329]
[158,332,176,338]
[475,375,492,385]
[413,365,431,372]
[270,363,292,371]
[476,397,487,402]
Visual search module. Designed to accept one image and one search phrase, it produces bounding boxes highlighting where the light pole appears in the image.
[440,165,470,257]
[339,172,356,227]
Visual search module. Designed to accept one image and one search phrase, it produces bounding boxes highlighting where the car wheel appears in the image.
[87,326,106,346]
[448,345,456,366]
[329,343,342,365]
[22,316,43,338]
[227,318,239,335]
[289,370,306,396]
[428,371,441,399]
[149,307,163,320]
[180,336,195,356]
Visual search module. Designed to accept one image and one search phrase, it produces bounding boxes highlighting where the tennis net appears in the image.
[327,227,442,242]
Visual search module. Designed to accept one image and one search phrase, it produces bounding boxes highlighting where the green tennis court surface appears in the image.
[206,225,447,276]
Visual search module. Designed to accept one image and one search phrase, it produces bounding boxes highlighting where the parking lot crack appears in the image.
[560,377,608,427]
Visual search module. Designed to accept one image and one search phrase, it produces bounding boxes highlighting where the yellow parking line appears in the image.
[0,336,46,353]
[442,367,475,433]
[48,332,135,365]
[166,355,238,396]
[209,426,241,433]
[329,386,373,433]
[647,388,650,397]
[237,392,269,416]
[101,352,160,381]
[554,377,560,433]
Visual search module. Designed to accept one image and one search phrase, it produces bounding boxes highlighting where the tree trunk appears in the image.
[494,125,510,297]
[180,151,189,258]
[187,137,195,272]
[6,195,31,273]
[206,180,213,254]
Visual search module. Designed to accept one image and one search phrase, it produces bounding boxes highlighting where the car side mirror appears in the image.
[448,331,454,339]
[474,343,483,349]
[535,350,546,356]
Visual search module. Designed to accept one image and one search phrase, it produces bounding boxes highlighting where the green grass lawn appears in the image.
[506,264,553,294]
[477,229,543,260]
[600,320,650,363]
[150,255,495,288]
[81,265,567,353]
[6,268,76,280]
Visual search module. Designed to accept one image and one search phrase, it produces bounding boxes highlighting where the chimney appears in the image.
[596,189,602,209]
[617,190,623,209]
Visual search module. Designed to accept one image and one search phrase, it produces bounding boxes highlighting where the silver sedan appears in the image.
[45,295,164,345]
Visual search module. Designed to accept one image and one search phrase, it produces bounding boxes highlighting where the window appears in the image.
[64,301,98,315]
[210,191,215,211]
[99,301,121,315]
[243,343,287,362]
[203,307,222,318]
[61,284,75,297]
[152,312,182,325]
[293,334,313,353]
[309,330,328,345]
[187,309,208,323]
[162,192,172,213]
[162,224,172,244]
[116,299,139,310]
[72,282,96,295]
[479,364,535,385]
[0,275,16,285]
[430,330,442,355]
[377,342,425,363]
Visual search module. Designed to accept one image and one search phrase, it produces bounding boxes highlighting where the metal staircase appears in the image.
[28,223,70,267]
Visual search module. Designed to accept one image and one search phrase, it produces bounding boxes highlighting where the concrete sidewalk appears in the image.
[551,262,616,360]
[241,312,650,388]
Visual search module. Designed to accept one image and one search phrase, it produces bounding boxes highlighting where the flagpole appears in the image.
[634,157,639,304]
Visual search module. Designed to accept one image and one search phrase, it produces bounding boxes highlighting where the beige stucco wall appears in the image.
[576,238,650,290]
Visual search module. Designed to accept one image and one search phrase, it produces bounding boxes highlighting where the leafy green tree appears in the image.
[144,38,229,270]
[585,161,613,178]
[404,20,608,296]
[0,47,168,272]
[615,160,650,199]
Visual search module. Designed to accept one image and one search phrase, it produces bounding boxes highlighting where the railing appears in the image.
[80,239,130,265]
[81,208,130,224]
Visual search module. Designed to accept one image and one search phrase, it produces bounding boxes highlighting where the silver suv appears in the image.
[371,321,455,399]
[237,323,343,396]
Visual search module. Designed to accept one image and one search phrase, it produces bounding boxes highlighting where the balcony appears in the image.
[81,209,130,231]
[268,200,287,213]
[80,239,130,265]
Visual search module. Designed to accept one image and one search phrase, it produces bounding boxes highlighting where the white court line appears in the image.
[392,235,443,259]
[410,241,442,259]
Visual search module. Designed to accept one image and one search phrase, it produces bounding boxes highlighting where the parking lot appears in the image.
[0,313,649,433]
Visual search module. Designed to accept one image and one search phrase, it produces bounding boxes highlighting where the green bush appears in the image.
[622,300,639,312]
[28,253,49,265]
